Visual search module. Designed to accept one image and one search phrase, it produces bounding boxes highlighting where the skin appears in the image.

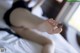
[10,0,62,53]
[10,8,62,52]
[11,19,62,53]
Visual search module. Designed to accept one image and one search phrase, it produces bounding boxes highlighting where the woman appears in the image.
[3,0,62,53]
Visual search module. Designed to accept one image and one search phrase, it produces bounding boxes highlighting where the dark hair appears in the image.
[12,0,31,10]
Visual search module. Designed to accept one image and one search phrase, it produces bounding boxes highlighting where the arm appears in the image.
[11,26,52,45]
[12,26,55,53]
[11,19,62,53]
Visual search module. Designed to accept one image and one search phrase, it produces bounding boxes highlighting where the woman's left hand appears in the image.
[36,18,63,34]
[47,18,63,34]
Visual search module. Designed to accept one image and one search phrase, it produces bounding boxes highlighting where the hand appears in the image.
[36,18,63,34]
[47,19,63,34]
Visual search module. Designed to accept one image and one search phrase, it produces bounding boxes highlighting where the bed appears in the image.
[0,1,79,53]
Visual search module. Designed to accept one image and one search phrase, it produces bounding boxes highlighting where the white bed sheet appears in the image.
[0,30,79,53]
[0,1,79,53]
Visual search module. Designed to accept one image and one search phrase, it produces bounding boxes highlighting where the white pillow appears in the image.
[0,0,13,28]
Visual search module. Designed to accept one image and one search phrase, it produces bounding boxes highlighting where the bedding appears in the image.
[0,28,79,53]
[0,1,79,53]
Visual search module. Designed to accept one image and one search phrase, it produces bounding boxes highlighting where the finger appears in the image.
[48,19,58,26]
[53,26,58,30]
[52,28,62,34]
[48,18,54,23]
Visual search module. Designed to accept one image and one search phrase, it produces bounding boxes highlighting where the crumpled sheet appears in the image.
[0,30,78,53]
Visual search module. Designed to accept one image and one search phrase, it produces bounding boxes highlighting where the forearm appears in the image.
[18,28,55,53]
[12,27,51,45]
